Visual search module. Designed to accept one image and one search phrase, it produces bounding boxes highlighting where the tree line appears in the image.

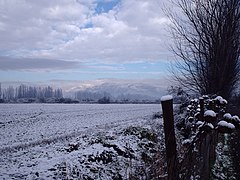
[0,83,63,103]
[74,90,157,104]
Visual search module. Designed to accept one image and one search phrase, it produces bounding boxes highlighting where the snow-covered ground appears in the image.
[0,104,163,179]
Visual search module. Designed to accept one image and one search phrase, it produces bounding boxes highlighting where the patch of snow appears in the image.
[188,117,194,121]
[196,121,204,126]
[202,95,209,98]
[188,105,192,109]
[161,95,173,102]
[194,98,198,102]
[194,112,200,117]
[218,121,235,129]
[214,96,228,105]
[232,115,240,123]
[182,139,192,145]
[206,123,214,129]
[204,110,216,117]
[223,113,232,120]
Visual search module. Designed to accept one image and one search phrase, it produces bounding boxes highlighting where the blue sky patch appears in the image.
[0,61,170,82]
[95,0,120,14]
[82,22,94,29]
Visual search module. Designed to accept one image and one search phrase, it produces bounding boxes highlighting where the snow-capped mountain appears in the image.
[65,79,167,101]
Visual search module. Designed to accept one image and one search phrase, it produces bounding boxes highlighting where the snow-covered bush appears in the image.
[204,110,217,123]
[175,95,239,138]
[176,95,239,179]
[217,120,235,133]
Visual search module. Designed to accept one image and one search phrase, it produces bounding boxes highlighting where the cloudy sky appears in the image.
[0,0,174,87]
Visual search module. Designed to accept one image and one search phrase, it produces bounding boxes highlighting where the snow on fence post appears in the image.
[161,95,178,180]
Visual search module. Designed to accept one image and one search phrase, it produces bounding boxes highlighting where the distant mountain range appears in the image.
[65,79,167,102]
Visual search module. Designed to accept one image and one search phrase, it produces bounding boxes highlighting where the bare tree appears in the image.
[170,0,240,99]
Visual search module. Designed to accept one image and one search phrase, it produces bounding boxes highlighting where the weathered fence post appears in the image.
[199,97,204,120]
[161,95,178,180]
[200,133,211,180]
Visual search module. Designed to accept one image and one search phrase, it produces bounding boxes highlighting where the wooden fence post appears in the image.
[161,95,178,180]
[199,97,204,120]
[200,133,211,180]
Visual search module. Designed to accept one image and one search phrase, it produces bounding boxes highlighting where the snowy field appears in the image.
[0,104,162,179]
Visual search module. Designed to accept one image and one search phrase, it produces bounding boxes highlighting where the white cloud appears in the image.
[0,0,93,51]
[0,0,174,64]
